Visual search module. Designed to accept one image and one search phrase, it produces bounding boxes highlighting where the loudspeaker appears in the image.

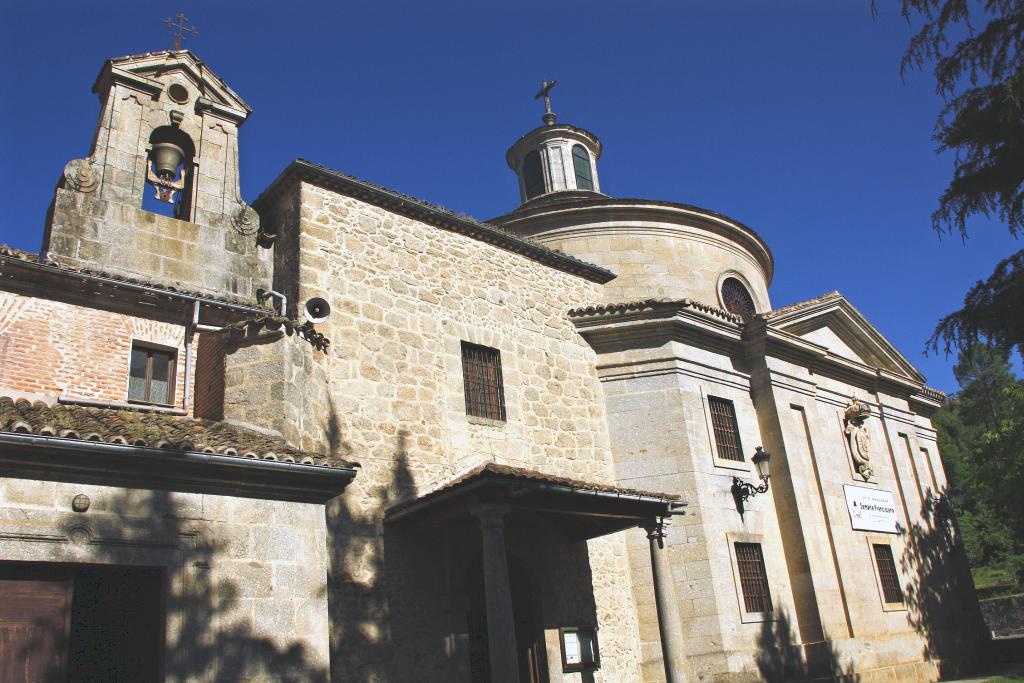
[303,297,331,324]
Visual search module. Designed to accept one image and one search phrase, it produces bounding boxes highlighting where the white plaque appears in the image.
[844,484,899,533]
[563,632,581,664]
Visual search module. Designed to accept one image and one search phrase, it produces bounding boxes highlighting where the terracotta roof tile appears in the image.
[759,291,842,320]
[390,461,678,516]
[568,298,742,325]
[0,397,355,469]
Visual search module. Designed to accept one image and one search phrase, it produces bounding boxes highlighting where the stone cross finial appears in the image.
[164,13,198,51]
[534,79,558,125]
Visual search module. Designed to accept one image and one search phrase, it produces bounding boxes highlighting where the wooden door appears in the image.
[0,576,73,683]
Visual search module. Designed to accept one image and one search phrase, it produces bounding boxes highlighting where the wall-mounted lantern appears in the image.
[732,446,771,512]
[559,626,600,673]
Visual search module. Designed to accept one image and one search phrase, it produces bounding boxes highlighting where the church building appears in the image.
[0,50,983,682]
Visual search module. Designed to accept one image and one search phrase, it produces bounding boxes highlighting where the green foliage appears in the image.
[897,0,1024,239]
[893,1,1024,356]
[935,344,1024,590]
[928,248,1024,356]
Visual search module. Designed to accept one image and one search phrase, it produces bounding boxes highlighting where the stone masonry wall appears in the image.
[244,180,647,681]
[0,291,193,409]
[0,477,331,681]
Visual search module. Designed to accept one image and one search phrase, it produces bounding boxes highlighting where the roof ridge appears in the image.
[0,396,355,469]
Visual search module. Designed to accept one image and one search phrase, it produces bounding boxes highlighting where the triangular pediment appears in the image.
[764,292,925,383]
[95,50,251,115]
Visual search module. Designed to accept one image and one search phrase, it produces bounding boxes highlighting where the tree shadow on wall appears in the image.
[756,608,859,683]
[325,416,416,682]
[901,488,987,678]
[29,484,332,682]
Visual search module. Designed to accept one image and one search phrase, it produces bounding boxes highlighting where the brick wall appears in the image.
[0,291,192,410]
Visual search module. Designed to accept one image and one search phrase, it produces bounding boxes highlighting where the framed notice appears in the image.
[844,484,899,533]
[559,626,599,672]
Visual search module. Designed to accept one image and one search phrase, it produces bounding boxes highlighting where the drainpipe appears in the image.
[182,300,200,413]
[257,289,287,317]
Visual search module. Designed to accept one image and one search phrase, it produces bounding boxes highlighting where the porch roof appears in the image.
[385,462,684,541]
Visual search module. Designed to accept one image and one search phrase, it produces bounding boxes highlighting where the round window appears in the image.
[167,83,190,104]
[721,277,756,322]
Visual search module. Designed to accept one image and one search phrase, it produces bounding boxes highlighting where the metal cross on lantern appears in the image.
[534,79,558,125]
[165,13,198,51]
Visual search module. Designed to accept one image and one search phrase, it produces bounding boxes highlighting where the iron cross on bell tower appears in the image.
[534,79,558,125]
[164,13,198,51]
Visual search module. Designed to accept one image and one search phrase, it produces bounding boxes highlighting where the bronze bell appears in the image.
[150,142,186,181]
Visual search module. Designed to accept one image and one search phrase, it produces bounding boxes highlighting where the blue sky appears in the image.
[1,1,1019,392]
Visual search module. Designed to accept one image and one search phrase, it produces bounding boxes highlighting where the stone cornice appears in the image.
[252,160,616,284]
[569,299,744,355]
[490,198,774,286]
[92,50,252,117]
[745,319,927,400]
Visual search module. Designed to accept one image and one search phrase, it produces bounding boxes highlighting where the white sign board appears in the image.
[843,484,899,533]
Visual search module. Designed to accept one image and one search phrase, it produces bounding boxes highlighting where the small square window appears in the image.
[461,341,505,422]
[872,543,904,604]
[709,396,744,462]
[128,343,176,406]
[734,542,773,613]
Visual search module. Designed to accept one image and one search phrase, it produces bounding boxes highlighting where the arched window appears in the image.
[522,150,545,200]
[143,126,195,220]
[572,144,594,191]
[721,277,757,322]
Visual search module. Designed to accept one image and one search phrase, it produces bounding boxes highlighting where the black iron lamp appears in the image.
[732,446,771,504]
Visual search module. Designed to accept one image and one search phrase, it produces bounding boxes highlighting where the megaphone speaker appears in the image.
[303,297,331,324]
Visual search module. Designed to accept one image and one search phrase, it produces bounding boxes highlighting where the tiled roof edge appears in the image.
[252,160,617,285]
[568,298,743,325]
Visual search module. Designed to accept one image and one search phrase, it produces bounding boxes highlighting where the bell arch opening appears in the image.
[142,126,195,220]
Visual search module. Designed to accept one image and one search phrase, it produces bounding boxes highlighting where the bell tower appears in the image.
[506,81,604,206]
[42,50,270,301]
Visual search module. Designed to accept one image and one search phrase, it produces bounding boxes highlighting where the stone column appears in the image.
[646,524,690,683]
[472,503,520,683]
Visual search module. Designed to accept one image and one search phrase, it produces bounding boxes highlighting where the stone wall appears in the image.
[979,594,1024,639]
[42,53,272,302]
[247,179,648,681]
[492,202,772,311]
[0,477,331,681]
[0,291,192,409]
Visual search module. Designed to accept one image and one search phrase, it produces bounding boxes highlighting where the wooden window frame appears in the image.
[461,341,506,423]
[727,534,775,623]
[127,341,177,407]
[866,537,906,610]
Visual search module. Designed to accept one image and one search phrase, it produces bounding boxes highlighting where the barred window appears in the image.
[461,342,506,422]
[709,396,744,462]
[128,342,176,406]
[873,544,904,604]
[735,543,773,613]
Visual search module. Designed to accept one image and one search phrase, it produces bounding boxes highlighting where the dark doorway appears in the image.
[0,562,164,682]
[467,555,548,683]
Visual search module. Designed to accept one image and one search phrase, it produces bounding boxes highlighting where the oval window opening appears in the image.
[721,277,756,322]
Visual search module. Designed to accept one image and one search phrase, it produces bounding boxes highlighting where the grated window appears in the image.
[873,544,904,604]
[461,342,506,422]
[709,396,744,462]
[735,542,773,613]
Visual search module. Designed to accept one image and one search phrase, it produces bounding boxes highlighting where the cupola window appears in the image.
[523,150,545,200]
[572,144,594,191]
[721,277,756,322]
